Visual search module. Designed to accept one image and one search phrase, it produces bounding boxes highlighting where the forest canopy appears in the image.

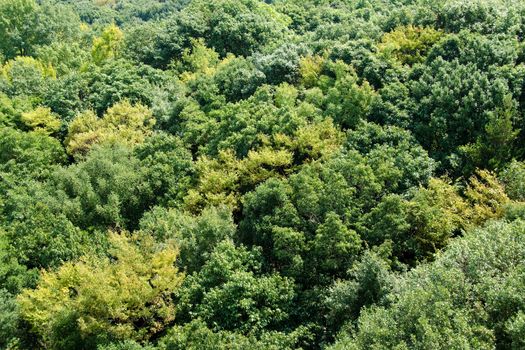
[2,0,525,349]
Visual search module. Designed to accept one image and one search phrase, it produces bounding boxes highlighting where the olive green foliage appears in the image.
[2,0,525,349]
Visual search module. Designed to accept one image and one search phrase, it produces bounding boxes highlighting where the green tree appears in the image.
[139,205,236,272]
[36,41,90,76]
[331,218,525,350]
[41,73,89,122]
[177,241,295,335]
[1,56,56,97]
[49,145,147,230]
[0,289,22,349]
[0,126,66,180]
[324,246,393,334]
[0,0,39,58]
[0,0,81,60]
[460,95,521,172]
[82,59,161,115]
[158,319,306,350]
[155,0,291,63]
[254,43,309,85]
[134,132,194,208]
[500,160,525,201]
[408,58,514,170]
[2,182,92,270]
[240,123,435,280]
[311,212,362,277]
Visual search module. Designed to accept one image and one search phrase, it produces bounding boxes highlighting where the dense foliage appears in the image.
[1,0,525,349]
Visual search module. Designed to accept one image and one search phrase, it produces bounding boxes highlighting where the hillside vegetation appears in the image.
[2,0,525,349]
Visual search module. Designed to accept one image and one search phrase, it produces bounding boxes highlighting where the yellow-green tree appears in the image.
[299,55,325,88]
[92,24,124,65]
[176,38,221,82]
[184,147,295,213]
[20,106,61,134]
[18,232,184,348]
[2,56,56,80]
[378,26,444,65]
[465,169,510,226]
[1,56,56,96]
[65,100,155,157]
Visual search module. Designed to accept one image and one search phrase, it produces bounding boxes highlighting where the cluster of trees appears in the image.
[2,0,525,349]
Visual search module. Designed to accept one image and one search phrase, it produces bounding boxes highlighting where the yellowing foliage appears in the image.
[184,117,343,213]
[378,26,444,65]
[299,55,325,88]
[289,118,344,161]
[92,24,124,65]
[20,107,61,134]
[241,147,293,187]
[184,150,241,212]
[65,100,155,156]
[177,39,221,82]
[465,169,510,226]
[407,178,469,252]
[1,56,56,81]
[184,147,294,212]
[18,232,183,345]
